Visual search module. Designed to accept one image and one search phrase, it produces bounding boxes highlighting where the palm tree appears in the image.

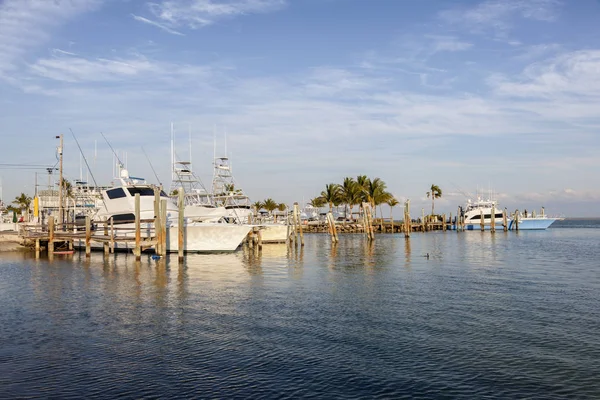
[339,177,362,221]
[426,184,442,216]
[276,203,287,223]
[252,201,263,217]
[356,175,370,203]
[318,183,341,212]
[387,197,399,231]
[309,197,325,208]
[262,198,278,217]
[12,193,32,220]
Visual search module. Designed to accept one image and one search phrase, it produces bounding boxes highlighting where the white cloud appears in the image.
[490,50,600,99]
[134,0,287,31]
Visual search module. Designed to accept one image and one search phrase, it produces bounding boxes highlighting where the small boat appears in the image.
[53,250,74,255]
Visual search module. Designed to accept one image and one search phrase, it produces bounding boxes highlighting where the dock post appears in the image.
[491,203,496,233]
[85,216,91,257]
[161,199,168,255]
[503,208,508,232]
[257,228,263,250]
[110,218,115,253]
[448,213,452,232]
[404,200,411,238]
[294,203,304,247]
[456,207,460,232]
[35,239,40,258]
[178,190,184,262]
[443,214,447,232]
[134,193,141,261]
[103,220,109,256]
[48,216,55,254]
[515,210,519,231]
[480,209,484,231]
[154,188,161,256]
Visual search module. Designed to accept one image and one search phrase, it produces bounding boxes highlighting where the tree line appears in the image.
[310,175,399,221]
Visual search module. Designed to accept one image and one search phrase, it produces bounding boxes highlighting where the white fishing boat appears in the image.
[212,156,253,223]
[459,193,561,230]
[169,124,227,223]
[86,167,252,252]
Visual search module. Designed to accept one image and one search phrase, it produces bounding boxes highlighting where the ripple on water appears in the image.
[1,229,599,398]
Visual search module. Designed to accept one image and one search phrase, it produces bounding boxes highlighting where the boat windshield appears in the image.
[127,187,169,197]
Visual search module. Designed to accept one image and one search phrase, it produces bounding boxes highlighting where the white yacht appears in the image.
[89,168,252,252]
[459,195,560,230]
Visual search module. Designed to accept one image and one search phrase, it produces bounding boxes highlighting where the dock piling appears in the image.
[134,193,141,260]
[178,190,184,262]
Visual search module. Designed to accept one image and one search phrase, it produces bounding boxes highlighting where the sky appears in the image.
[0,0,599,217]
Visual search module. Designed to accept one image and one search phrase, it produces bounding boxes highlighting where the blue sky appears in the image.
[1,0,599,216]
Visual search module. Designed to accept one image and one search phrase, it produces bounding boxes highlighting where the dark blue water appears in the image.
[1,224,599,399]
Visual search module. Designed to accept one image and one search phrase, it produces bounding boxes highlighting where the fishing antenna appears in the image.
[100,132,124,168]
[70,128,107,209]
[141,146,162,186]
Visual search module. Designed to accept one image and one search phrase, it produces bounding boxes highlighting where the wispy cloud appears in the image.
[426,35,473,53]
[0,0,100,78]
[131,14,185,36]
[133,0,287,32]
[439,0,563,37]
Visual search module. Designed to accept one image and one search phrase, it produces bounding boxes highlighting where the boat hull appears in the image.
[460,218,559,231]
[259,224,288,243]
[167,224,252,252]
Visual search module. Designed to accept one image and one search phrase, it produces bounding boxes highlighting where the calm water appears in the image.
[1,223,599,399]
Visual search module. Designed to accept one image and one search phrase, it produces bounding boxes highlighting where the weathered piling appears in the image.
[404,200,411,238]
[327,212,339,243]
[110,218,115,253]
[48,216,55,254]
[154,188,162,255]
[85,216,91,257]
[160,199,168,255]
[514,209,519,231]
[491,203,496,233]
[480,209,484,231]
[178,190,184,262]
[134,193,141,260]
[103,221,109,255]
[503,208,508,232]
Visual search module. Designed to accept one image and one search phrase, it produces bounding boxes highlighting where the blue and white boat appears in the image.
[458,197,561,230]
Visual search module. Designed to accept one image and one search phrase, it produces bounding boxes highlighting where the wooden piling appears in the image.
[134,193,141,260]
[515,209,519,231]
[154,188,162,256]
[85,216,91,257]
[443,214,447,232]
[503,209,508,232]
[110,218,115,253]
[48,216,55,254]
[296,204,304,247]
[35,239,40,258]
[480,209,484,231]
[103,220,109,256]
[257,228,263,250]
[161,199,168,255]
[178,190,184,262]
[404,200,411,238]
[491,203,496,233]
[421,209,425,232]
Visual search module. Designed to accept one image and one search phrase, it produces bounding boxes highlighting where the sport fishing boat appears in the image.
[459,195,561,230]
[83,167,252,252]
